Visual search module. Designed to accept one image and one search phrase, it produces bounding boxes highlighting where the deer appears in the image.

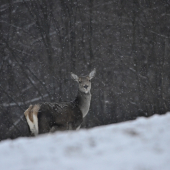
[24,69,96,136]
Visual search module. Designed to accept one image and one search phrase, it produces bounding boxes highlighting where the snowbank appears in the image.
[0,113,170,170]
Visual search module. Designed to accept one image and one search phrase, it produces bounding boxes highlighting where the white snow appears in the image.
[0,113,170,170]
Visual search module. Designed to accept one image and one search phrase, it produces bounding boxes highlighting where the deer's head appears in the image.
[71,69,96,94]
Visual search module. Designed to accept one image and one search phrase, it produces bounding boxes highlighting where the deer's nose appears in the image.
[84,85,88,89]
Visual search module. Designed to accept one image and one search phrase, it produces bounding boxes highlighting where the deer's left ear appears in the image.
[89,68,96,80]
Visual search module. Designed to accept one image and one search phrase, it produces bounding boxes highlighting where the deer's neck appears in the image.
[74,90,91,118]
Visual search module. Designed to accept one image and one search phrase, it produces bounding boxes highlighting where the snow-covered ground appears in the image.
[0,113,170,170]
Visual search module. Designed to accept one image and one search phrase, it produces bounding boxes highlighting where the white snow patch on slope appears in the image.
[0,113,170,170]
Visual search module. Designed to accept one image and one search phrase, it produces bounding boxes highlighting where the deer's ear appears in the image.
[89,68,96,80]
[71,72,79,82]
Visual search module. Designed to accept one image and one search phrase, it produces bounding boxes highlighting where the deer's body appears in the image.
[24,69,96,136]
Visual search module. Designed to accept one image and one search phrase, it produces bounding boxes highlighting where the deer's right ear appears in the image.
[71,72,79,82]
[89,68,96,80]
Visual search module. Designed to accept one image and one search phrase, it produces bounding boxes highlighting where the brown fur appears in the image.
[24,105,33,122]
[24,104,40,123]
[32,104,40,116]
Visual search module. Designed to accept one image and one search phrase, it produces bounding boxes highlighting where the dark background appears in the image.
[0,0,170,140]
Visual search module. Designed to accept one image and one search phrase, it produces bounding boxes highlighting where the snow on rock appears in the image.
[0,113,170,170]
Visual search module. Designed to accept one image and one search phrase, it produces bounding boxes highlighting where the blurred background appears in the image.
[0,0,170,140]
